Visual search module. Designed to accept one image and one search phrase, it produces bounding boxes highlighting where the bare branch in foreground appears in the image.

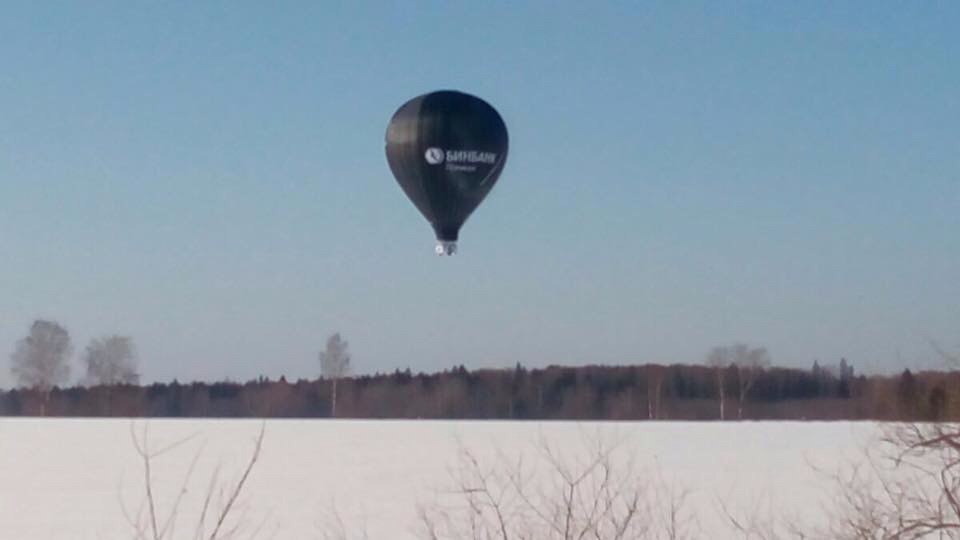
[418,433,698,539]
[125,421,267,540]
[822,422,960,540]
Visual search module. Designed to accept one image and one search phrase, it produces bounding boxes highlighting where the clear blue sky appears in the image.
[1,2,958,386]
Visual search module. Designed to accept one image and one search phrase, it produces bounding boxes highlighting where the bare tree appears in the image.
[821,423,960,539]
[707,346,731,421]
[123,421,267,540]
[10,319,72,415]
[931,339,960,367]
[733,344,771,420]
[319,501,370,540]
[419,434,698,539]
[84,335,140,385]
[717,488,810,539]
[707,343,770,421]
[320,333,351,418]
[647,365,665,420]
[823,343,960,539]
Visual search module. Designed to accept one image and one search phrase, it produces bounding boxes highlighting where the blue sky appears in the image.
[1,2,957,386]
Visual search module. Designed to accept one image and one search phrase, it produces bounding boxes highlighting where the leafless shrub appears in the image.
[122,421,266,540]
[820,341,960,538]
[713,421,960,539]
[717,493,810,540]
[821,422,960,540]
[318,500,370,540]
[418,433,698,540]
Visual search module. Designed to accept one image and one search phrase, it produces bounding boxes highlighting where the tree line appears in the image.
[5,319,955,420]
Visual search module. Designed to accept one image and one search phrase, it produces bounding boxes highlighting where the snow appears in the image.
[0,419,879,539]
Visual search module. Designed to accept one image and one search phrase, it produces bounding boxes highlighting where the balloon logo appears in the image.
[385,90,509,256]
[424,147,445,165]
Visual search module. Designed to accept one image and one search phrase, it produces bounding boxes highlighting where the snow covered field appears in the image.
[0,419,879,539]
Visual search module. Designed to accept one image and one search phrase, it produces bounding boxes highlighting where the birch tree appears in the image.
[84,335,140,385]
[320,333,351,418]
[83,335,140,415]
[733,344,770,420]
[706,346,730,420]
[707,343,771,420]
[10,319,72,415]
[647,364,665,420]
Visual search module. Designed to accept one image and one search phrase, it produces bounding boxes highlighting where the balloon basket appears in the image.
[435,241,457,256]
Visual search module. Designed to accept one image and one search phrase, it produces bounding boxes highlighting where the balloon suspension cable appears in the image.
[435,240,457,256]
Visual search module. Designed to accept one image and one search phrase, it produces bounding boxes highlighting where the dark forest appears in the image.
[2,361,954,421]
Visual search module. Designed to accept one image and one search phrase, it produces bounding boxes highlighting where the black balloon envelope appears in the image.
[385,90,509,255]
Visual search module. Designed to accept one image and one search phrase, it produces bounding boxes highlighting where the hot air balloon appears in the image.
[385,90,509,255]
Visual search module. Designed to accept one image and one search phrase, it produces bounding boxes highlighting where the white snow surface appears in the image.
[0,419,881,539]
